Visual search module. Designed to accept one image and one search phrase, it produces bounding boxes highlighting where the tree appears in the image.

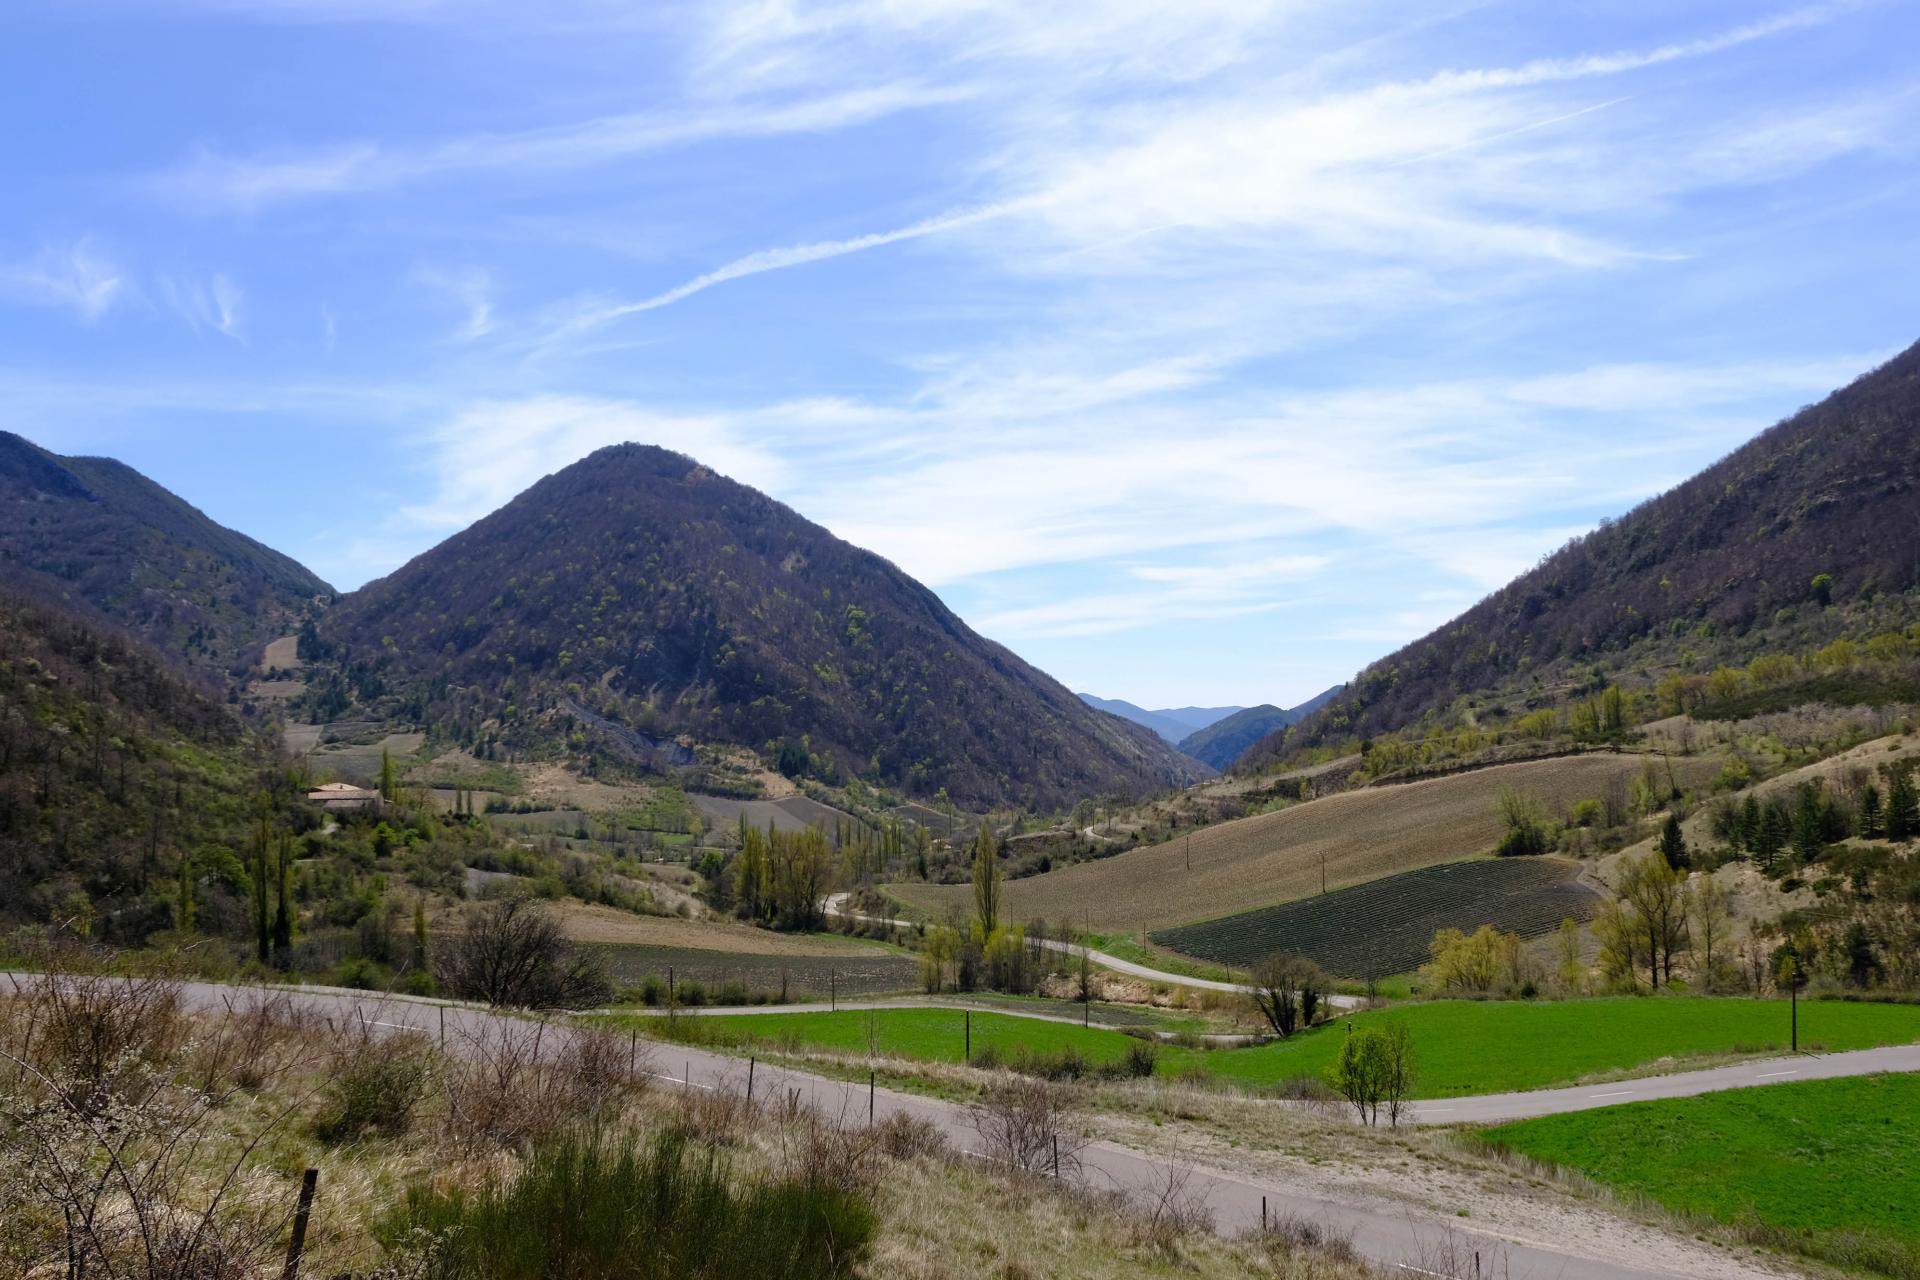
[378,747,398,803]
[1332,1023,1416,1127]
[1658,812,1690,871]
[436,896,612,1009]
[920,925,960,994]
[1809,572,1833,607]
[971,823,1002,935]
[1859,783,1884,839]
[1886,767,1919,841]
[1754,802,1788,870]
[1251,952,1312,1038]
[270,833,294,964]
[174,851,195,934]
[1494,786,1551,856]
[1554,917,1585,995]
[1614,850,1687,989]
[1687,874,1732,992]
[1792,783,1827,863]
[1423,925,1523,995]
[411,896,430,973]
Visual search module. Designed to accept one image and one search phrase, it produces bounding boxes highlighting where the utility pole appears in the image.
[1185,835,1190,871]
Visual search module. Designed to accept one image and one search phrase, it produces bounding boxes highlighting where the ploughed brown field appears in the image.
[887,752,1721,933]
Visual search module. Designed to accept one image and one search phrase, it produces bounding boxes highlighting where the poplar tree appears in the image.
[971,822,1001,935]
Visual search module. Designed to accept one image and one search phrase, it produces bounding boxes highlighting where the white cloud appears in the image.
[148,83,967,210]
[160,273,245,340]
[411,266,495,341]
[0,241,125,320]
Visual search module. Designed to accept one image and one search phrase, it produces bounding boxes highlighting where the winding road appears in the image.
[820,892,1363,1007]
[32,973,1904,1280]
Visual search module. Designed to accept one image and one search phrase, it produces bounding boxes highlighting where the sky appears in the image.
[3,1,1916,708]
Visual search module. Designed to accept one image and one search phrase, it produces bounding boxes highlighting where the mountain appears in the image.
[1240,340,1920,769]
[1158,705,1246,732]
[1179,685,1345,770]
[0,431,331,675]
[0,584,264,940]
[1074,695,1228,744]
[308,444,1207,809]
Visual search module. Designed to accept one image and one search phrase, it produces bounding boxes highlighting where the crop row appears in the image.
[1150,857,1600,978]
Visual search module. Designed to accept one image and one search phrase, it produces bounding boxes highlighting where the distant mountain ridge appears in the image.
[1242,339,1920,769]
[309,444,1208,809]
[1178,685,1345,769]
[1076,695,1242,744]
[0,431,331,674]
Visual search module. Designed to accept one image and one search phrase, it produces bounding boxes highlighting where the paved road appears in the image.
[601,996,1267,1045]
[821,892,1362,1008]
[33,975,1866,1280]
[1406,1041,1920,1124]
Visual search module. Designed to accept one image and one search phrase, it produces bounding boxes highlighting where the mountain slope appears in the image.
[311,445,1206,809]
[1177,704,1291,770]
[1180,684,1346,769]
[1075,694,1232,744]
[1242,340,1920,768]
[0,431,331,673]
[0,584,264,940]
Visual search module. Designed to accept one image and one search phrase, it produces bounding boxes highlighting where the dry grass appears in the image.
[893,754,1721,933]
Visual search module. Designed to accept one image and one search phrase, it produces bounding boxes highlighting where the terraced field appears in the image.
[1151,857,1599,977]
[888,752,1717,933]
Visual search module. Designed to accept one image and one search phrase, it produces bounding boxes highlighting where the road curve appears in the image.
[820,893,1362,1008]
[16,973,1833,1280]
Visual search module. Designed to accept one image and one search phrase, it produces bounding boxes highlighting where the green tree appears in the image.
[379,747,398,803]
[1658,812,1690,871]
[412,896,430,973]
[1614,850,1687,989]
[1754,802,1788,870]
[175,851,195,934]
[971,823,1001,935]
[1859,783,1884,838]
[1792,783,1826,863]
[1809,572,1833,607]
[1886,767,1919,841]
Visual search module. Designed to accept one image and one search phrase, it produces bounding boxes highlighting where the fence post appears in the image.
[1051,1134,1059,1178]
[965,1010,971,1062]
[869,1070,875,1125]
[438,1005,445,1048]
[831,968,837,1012]
[748,1056,755,1102]
[1261,1195,1267,1233]
[628,1030,637,1082]
[281,1167,318,1280]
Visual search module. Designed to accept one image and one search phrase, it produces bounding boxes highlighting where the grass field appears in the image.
[633,997,1920,1095]
[1485,1075,1920,1274]
[886,753,1719,933]
[1150,857,1599,977]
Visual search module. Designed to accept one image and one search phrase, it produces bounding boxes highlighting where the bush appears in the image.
[1109,1037,1159,1080]
[384,1129,875,1279]
[316,1032,434,1143]
[435,896,613,1010]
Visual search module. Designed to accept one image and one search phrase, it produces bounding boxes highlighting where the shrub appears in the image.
[386,1129,874,1280]
[1112,1037,1159,1080]
[435,896,613,1010]
[316,1032,434,1143]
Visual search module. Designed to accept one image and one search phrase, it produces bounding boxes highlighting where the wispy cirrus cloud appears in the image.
[146,83,969,211]
[159,273,246,340]
[0,240,125,320]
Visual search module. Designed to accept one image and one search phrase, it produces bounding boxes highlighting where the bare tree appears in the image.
[435,896,613,1009]
[1251,952,1323,1038]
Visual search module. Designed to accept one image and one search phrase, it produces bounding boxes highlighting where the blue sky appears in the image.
[3,1,1915,708]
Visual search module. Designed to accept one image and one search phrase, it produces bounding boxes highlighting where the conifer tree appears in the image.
[1887,767,1919,841]
[1659,812,1689,871]
[379,747,398,803]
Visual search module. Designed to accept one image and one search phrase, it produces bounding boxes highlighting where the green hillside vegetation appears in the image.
[0,431,330,674]
[303,444,1203,810]
[630,997,1920,1096]
[1177,704,1295,771]
[1244,341,1920,771]
[1485,1075,1920,1277]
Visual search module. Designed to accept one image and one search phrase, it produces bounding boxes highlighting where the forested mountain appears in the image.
[0,585,270,940]
[307,444,1206,809]
[1177,685,1345,769]
[1240,340,1920,769]
[0,432,331,674]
